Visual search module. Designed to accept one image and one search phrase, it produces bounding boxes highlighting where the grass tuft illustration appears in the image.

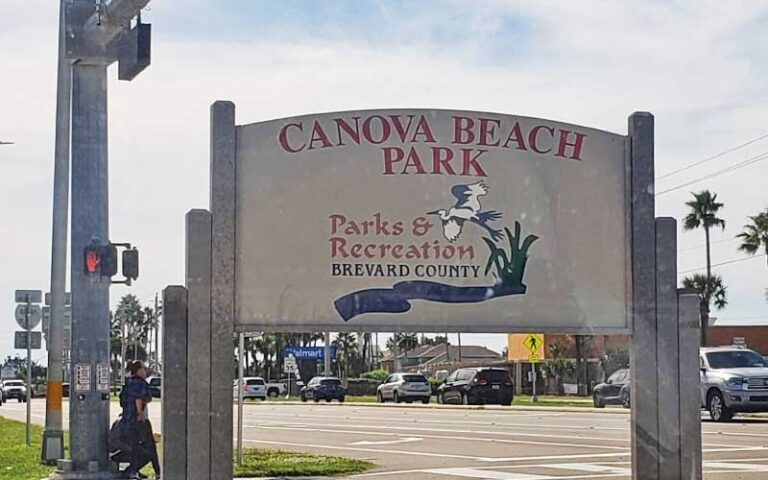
[482,221,539,287]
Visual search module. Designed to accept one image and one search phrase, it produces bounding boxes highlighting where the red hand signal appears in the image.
[86,250,100,273]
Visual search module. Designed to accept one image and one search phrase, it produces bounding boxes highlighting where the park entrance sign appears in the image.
[235,109,630,333]
[162,102,702,480]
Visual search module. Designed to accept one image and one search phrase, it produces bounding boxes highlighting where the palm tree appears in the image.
[682,273,728,346]
[334,333,358,379]
[396,333,419,360]
[114,294,147,361]
[683,190,726,345]
[737,209,768,265]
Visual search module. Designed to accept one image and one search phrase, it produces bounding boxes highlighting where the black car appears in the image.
[593,368,630,408]
[437,367,514,406]
[300,376,346,403]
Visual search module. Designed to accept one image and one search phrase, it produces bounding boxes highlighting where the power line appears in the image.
[656,150,768,196]
[679,236,738,253]
[656,133,768,180]
[678,253,767,275]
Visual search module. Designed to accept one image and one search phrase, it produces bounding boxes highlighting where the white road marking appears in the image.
[243,438,490,461]
[542,463,631,475]
[247,411,631,432]
[351,437,422,446]
[705,462,768,472]
[251,424,629,451]
[249,420,630,445]
[423,467,552,479]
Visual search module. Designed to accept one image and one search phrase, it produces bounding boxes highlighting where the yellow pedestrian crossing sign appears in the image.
[523,334,542,353]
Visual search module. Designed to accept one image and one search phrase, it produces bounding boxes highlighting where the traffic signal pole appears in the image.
[69,60,112,473]
[42,0,71,464]
[50,1,151,476]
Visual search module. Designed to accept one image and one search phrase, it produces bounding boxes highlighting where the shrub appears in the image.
[360,369,389,382]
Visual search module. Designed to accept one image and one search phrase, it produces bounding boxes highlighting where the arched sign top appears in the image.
[238,107,626,150]
[226,107,631,333]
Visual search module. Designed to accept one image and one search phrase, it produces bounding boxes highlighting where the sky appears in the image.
[1,0,767,362]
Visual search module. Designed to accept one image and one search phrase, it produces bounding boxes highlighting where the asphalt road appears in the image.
[3,399,768,479]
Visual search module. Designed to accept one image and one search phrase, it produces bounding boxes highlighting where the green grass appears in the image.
[0,416,60,480]
[234,449,373,478]
[0,417,373,479]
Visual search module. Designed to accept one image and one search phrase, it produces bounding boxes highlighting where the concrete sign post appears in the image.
[162,103,702,480]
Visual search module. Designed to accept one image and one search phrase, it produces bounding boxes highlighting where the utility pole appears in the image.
[324,331,331,375]
[52,1,152,476]
[42,0,71,464]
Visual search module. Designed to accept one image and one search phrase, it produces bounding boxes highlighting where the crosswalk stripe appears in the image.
[542,463,631,475]
[423,468,552,479]
[705,462,768,472]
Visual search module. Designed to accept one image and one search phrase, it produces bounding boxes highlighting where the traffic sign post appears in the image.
[284,355,297,399]
[15,289,42,447]
[522,334,542,403]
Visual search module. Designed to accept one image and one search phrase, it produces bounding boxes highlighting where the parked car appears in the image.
[377,373,431,404]
[436,367,513,405]
[300,377,346,403]
[593,368,631,408]
[233,377,267,401]
[700,346,768,422]
[147,376,162,399]
[2,379,28,402]
[265,380,288,398]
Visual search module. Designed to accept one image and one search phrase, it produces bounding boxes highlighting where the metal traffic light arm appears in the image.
[82,0,151,48]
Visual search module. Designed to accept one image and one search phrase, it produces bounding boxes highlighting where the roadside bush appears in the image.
[360,369,389,382]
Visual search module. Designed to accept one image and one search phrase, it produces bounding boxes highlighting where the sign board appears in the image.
[96,364,110,392]
[15,304,42,330]
[283,346,336,360]
[523,334,543,353]
[74,364,91,392]
[231,109,629,333]
[283,363,297,373]
[44,292,72,306]
[528,353,540,363]
[15,290,42,304]
[507,333,545,361]
[14,331,42,349]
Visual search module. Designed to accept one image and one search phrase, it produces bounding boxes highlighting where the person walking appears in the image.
[118,360,161,479]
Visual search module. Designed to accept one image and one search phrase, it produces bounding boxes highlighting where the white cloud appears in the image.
[1,1,767,360]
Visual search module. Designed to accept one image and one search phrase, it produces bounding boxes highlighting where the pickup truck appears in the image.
[265,380,288,398]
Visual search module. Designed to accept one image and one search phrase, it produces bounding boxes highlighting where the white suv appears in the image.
[233,377,267,401]
[1,380,28,403]
[700,347,768,422]
[377,373,431,404]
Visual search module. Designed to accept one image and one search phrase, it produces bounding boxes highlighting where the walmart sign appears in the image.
[283,346,337,360]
